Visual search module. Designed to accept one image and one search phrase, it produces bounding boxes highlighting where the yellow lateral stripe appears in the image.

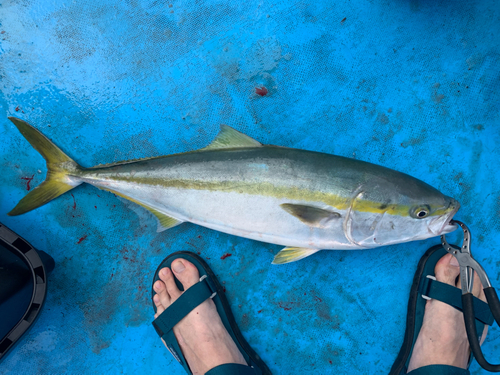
[107,176,449,217]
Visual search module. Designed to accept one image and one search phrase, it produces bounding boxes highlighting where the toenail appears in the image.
[154,281,162,290]
[160,268,169,277]
[153,294,159,303]
[450,256,459,267]
[172,260,185,273]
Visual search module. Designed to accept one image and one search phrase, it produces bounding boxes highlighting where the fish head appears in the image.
[345,176,460,248]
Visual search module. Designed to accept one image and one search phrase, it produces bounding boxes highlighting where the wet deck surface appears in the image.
[1,0,499,373]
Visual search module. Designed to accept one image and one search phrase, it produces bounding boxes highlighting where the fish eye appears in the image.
[417,210,428,218]
[413,206,430,219]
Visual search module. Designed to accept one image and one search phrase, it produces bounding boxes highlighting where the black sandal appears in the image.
[151,251,271,375]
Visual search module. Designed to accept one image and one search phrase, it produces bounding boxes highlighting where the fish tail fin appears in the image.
[8,117,83,216]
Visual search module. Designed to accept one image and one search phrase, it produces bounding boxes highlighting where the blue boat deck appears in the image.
[1,0,499,373]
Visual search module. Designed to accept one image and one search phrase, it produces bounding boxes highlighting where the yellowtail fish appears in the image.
[7,117,459,264]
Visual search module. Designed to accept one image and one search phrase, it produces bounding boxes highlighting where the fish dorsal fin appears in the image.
[280,204,341,228]
[272,247,320,264]
[200,125,262,151]
[91,156,162,169]
[102,188,183,232]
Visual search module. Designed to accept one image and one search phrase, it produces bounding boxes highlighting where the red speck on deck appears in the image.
[341,17,346,23]
[71,193,77,209]
[76,235,87,244]
[20,175,34,190]
[329,361,332,364]
[258,310,262,313]
[278,302,292,311]
[15,106,20,112]
[223,286,226,293]
[94,206,97,209]
[221,253,232,260]
[313,295,322,303]
[255,86,268,96]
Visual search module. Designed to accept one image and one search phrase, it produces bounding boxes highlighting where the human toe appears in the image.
[153,293,165,318]
[160,267,182,300]
[171,259,200,290]
[434,253,460,285]
[153,278,171,309]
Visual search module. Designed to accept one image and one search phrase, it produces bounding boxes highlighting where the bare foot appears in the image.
[407,253,488,371]
[153,259,247,375]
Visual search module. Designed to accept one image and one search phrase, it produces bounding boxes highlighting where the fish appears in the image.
[7,117,459,264]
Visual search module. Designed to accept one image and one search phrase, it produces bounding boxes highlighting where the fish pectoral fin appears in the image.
[103,188,183,232]
[272,247,320,265]
[200,125,262,151]
[280,203,341,227]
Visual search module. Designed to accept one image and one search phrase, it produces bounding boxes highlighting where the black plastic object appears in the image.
[463,289,500,372]
[0,223,54,361]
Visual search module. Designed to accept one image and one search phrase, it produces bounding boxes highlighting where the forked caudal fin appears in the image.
[7,117,82,216]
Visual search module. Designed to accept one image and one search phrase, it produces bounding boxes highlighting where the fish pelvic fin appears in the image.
[102,188,183,232]
[272,247,320,265]
[8,117,83,216]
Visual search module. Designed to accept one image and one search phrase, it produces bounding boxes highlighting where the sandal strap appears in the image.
[162,329,186,368]
[152,276,216,337]
[419,276,493,325]
[206,363,263,375]
[407,364,470,374]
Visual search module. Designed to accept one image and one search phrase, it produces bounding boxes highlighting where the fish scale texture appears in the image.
[0,0,499,374]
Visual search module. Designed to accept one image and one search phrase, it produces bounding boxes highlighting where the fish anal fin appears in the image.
[272,247,320,265]
[280,203,341,228]
[200,125,262,151]
[103,188,183,232]
[148,207,183,232]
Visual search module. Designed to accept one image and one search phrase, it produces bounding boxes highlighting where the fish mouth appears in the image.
[431,198,460,235]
